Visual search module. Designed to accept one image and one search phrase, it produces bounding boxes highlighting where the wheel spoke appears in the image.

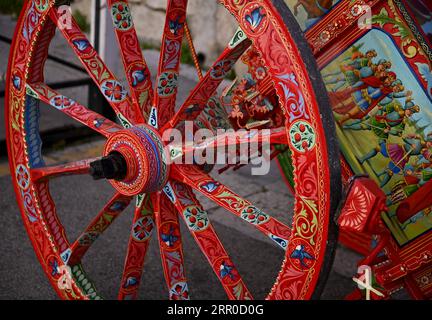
[171,165,291,250]
[118,194,155,300]
[31,158,98,183]
[151,191,190,300]
[67,193,132,266]
[168,127,288,162]
[108,0,154,118]
[162,28,251,130]
[49,7,145,126]
[27,83,122,137]
[150,0,188,129]
[165,181,253,299]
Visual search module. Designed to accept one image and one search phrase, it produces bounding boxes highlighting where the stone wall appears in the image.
[71,0,238,66]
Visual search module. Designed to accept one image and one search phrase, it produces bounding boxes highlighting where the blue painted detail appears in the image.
[200,181,219,193]
[220,261,236,280]
[131,69,146,87]
[123,277,138,288]
[169,18,183,35]
[60,249,72,264]
[110,201,128,212]
[49,259,59,276]
[291,245,315,269]
[161,225,178,247]
[72,39,90,52]
[13,75,21,90]
[245,7,265,30]
[24,96,45,168]
[269,234,288,250]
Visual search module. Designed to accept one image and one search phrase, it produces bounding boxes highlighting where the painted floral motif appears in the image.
[16,164,30,190]
[34,0,49,12]
[183,205,209,232]
[289,120,316,152]
[101,80,127,102]
[157,72,178,97]
[169,281,189,300]
[111,2,133,31]
[240,205,270,225]
[50,95,76,110]
[211,60,235,80]
[242,4,268,35]
[132,216,154,241]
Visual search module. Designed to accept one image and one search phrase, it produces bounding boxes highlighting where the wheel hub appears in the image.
[99,124,169,196]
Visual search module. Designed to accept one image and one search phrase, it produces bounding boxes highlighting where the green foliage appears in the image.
[225,69,237,81]
[141,42,160,50]
[0,0,24,17]
[180,42,194,66]
[73,9,90,33]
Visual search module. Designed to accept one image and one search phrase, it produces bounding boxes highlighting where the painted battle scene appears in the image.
[284,0,341,30]
[321,29,432,245]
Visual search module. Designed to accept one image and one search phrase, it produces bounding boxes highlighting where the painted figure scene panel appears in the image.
[284,0,341,30]
[321,29,432,245]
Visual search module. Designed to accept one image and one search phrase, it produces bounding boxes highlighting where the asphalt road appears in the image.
[0,159,364,300]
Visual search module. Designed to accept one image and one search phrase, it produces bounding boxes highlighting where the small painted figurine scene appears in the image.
[284,0,341,30]
[321,29,432,245]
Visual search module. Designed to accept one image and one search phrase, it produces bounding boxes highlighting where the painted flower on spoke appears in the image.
[50,95,76,110]
[211,60,234,80]
[170,282,189,300]
[289,120,316,153]
[111,2,133,31]
[101,80,127,102]
[157,72,178,97]
[183,206,209,232]
[241,205,269,225]
[132,216,154,241]
[16,164,30,190]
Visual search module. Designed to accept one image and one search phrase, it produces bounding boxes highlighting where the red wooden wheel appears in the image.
[6,0,341,300]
